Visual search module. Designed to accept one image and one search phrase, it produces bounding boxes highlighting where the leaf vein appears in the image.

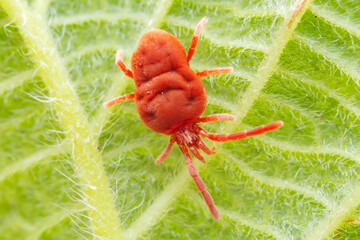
[294,33,360,82]
[280,68,360,117]
[255,135,360,164]
[220,208,291,240]
[50,12,148,27]
[0,69,37,96]
[234,0,314,122]
[0,143,66,183]
[305,184,360,240]
[310,5,360,39]
[166,16,270,53]
[0,0,124,238]
[225,152,334,210]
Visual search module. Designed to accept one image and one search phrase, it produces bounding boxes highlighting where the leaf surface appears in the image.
[1,0,360,239]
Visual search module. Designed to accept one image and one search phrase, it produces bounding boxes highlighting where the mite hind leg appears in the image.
[187,16,208,63]
[116,49,134,78]
[178,145,219,220]
[103,93,135,108]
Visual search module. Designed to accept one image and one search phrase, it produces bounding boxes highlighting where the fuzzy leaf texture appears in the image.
[1,0,360,239]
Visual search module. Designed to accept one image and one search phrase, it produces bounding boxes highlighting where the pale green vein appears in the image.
[305,183,360,240]
[63,43,121,63]
[0,69,36,95]
[0,143,65,183]
[145,0,174,29]
[234,0,314,123]
[123,167,190,240]
[32,0,50,20]
[102,140,157,162]
[260,92,320,120]
[280,68,360,117]
[256,135,360,164]
[0,215,33,233]
[0,0,123,239]
[50,11,148,27]
[30,210,69,240]
[294,33,360,82]
[30,204,87,240]
[0,18,9,26]
[310,5,360,39]
[166,16,271,53]
[188,191,289,239]
[88,60,131,135]
[206,95,237,113]
[260,92,322,145]
[220,208,290,240]
[208,90,321,123]
[225,152,334,210]
[179,0,287,18]
[251,133,360,238]
[0,109,39,130]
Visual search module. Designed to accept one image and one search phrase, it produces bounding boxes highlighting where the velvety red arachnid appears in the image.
[104,17,283,220]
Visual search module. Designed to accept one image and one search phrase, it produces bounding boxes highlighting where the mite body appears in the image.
[132,29,207,134]
[104,17,283,220]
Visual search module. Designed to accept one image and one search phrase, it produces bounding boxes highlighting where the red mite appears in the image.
[104,17,283,220]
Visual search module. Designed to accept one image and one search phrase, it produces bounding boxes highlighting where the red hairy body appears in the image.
[104,17,283,220]
[131,30,206,134]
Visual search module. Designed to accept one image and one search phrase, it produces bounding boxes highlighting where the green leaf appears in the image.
[1,0,360,239]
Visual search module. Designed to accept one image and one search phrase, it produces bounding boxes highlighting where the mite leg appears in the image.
[198,139,216,155]
[116,49,134,78]
[103,93,135,108]
[189,146,206,163]
[178,145,219,220]
[155,136,175,165]
[199,121,283,142]
[187,16,208,63]
[197,67,233,78]
[197,114,236,123]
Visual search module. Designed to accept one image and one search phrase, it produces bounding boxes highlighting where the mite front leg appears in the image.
[187,16,208,63]
[197,114,236,124]
[116,49,134,78]
[197,67,233,78]
[178,145,219,220]
[199,121,283,142]
[103,93,135,108]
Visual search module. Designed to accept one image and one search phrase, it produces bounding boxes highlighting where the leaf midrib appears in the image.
[0,0,123,239]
